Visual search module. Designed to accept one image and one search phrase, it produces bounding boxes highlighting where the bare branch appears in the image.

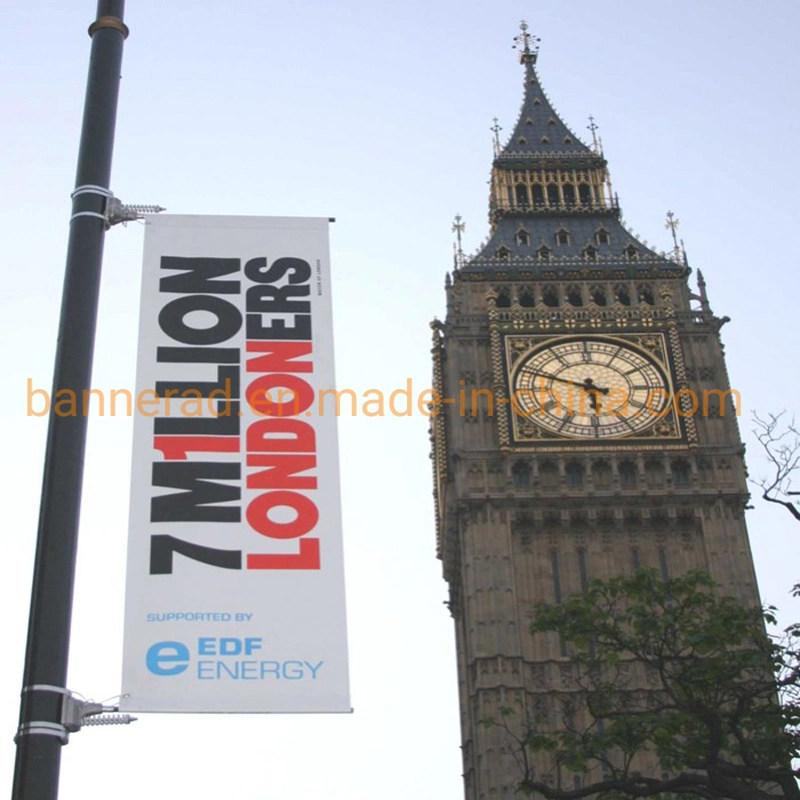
[752,411,800,521]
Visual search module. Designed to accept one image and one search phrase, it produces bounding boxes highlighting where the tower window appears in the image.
[548,117,557,126]
[547,184,559,206]
[619,461,637,488]
[590,286,607,306]
[625,245,640,262]
[533,97,542,105]
[638,285,655,305]
[525,117,534,126]
[595,229,610,245]
[538,246,552,263]
[565,462,584,487]
[564,136,573,144]
[517,137,527,145]
[566,287,583,306]
[532,184,545,206]
[583,245,598,262]
[496,247,511,262]
[562,183,576,206]
[671,460,691,486]
[519,288,535,307]
[495,289,511,308]
[515,184,529,206]
[592,460,612,488]
[555,228,570,246]
[515,229,530,246]
[512,462,532,488]
[542,286,558,307]
[615,285,631,305]
[579,184,592,205]
[541,136,550,144]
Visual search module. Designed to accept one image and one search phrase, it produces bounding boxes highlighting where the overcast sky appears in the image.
[2,2,800,798]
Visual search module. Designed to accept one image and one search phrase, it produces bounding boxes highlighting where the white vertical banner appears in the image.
[120,215,350,713]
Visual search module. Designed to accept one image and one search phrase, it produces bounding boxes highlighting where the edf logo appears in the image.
[146,637,263,675]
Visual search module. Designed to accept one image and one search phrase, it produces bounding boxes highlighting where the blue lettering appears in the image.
[146,641,190,676]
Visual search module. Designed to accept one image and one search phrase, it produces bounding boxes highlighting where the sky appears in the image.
[2,1,800,798]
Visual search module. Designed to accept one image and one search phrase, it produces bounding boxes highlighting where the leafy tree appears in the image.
[497,571,800,799]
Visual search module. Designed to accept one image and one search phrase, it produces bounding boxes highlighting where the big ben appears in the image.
[430,23,761,799]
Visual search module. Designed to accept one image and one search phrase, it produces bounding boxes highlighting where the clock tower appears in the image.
[430,25,761,799]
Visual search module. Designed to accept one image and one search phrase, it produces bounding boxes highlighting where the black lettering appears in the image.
[154,401,240,435]
[247,314,311,340]
[159,295,242,345]
[246,284,310,314]
[151,462,241,523]
[150,534,242,574]
[157,347,240,364]
[160,257,240,294]
[244,256,311,286]
[156,365,239,399]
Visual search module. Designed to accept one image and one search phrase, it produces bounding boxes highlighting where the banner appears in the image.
[120,215,350,713]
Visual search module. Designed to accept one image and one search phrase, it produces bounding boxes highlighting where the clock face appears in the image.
[510,336,671,439]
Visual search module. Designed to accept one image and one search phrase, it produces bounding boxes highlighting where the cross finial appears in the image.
[587,115,600,152]
[513,20,540,64]
[665,210,683,261]
[452,214,466,269]
[490,117,503,156]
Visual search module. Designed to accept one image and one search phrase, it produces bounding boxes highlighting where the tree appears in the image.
[752,411,800,522]
[493,571,800,799]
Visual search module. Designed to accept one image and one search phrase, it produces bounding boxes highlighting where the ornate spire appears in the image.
[498,29,592,159]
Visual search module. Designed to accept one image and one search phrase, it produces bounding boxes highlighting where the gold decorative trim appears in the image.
[88,16,130,38]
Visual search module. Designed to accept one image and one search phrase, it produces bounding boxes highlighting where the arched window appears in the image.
[595,229,610,245]
[625,245,640,262]
[645,458,665,488]
[592,460,613,489]
[519,288,535,308]
[638,285,655,305]
[515,184,529,206]
[562,184,576,207]
[590,287,607,306]
[566,287,583,306]
[578,184,592,206]
[532,185,545,206]
[516,229,530,246]
[619,461,637,488]
[512,461,532,488]
[615,285,631,306]
[565,462,584,487]
[671,460,691,486]
[495,289,511,308]
[555,228,570,246]
[542,286,559,307]
[538,246,552,263]
[583,245,598,262]
[496,246,511,261]
[547,184,560,206]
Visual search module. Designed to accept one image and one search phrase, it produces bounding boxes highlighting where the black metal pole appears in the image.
[13,3,128,799]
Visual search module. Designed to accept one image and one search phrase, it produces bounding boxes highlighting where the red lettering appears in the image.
[153,436,240,461]
[247,491,319,539]
[246,374,314,417]
[246,418,316,452]
[246,454,317,490]
[247,538,320,570]
[246,341,312,374]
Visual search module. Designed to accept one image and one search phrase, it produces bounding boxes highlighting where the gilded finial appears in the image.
[452,214,466,269]
[513,20,540,64]
[665,210,683,261]
[490,118,503,156]
[587,115,602,154]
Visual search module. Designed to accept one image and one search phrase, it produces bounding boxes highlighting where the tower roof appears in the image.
[457,25,684,277]
[499,56,593,161]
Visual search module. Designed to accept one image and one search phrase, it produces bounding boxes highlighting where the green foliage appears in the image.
[502,570,800,799]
